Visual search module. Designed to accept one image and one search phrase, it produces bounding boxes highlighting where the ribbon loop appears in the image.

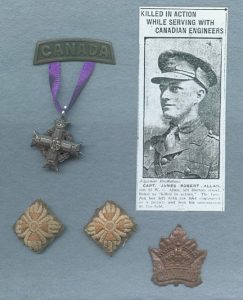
[49,62,96,114]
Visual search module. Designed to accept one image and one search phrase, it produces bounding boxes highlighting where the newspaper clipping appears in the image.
[136,7,227,211]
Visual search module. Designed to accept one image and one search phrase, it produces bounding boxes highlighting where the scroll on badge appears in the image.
[149,225,207,287]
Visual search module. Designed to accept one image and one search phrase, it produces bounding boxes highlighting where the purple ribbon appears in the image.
[48,61,96,114]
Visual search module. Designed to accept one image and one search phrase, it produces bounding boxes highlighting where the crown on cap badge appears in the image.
[149,225,207,288]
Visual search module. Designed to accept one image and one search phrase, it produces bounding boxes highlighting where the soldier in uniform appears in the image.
[144,50,219,179]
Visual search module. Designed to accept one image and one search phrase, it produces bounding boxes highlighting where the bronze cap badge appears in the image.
[149,225,207,287]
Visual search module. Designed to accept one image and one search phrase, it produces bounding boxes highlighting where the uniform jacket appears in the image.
[143,118,219,179]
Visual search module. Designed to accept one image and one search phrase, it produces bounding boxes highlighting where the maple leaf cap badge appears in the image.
[149,225,207,288]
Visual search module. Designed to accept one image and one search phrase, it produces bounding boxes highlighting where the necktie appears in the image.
[164,126,179,152]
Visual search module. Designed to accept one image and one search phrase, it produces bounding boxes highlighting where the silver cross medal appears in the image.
[31,108,81,171]
[32,39,116,171]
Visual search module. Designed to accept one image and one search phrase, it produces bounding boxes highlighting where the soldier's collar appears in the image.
[180,121,208,146]
[169,117,208,145]
[172,117,201,134]
[152,118,208,156]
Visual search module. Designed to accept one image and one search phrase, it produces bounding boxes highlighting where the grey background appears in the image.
[0,1,242,299]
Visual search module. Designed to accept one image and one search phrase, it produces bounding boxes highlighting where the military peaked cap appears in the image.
[151,50,217,90]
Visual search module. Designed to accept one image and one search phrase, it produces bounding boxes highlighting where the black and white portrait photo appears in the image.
[137,7,227,211]
[143,38,222,179]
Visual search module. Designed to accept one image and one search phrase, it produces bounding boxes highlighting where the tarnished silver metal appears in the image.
[31,116,81,171]
[33,38,116,65]
[61,105,67,116]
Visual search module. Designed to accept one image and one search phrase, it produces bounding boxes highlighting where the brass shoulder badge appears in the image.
[84,201,136,255]
[33,38,116,65]
[14,200,64,253]
[149,225,207,288]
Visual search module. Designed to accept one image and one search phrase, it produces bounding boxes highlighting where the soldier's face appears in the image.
[159,79,204,121]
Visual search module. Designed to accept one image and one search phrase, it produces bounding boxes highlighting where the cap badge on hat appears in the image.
[151,50,217,90]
